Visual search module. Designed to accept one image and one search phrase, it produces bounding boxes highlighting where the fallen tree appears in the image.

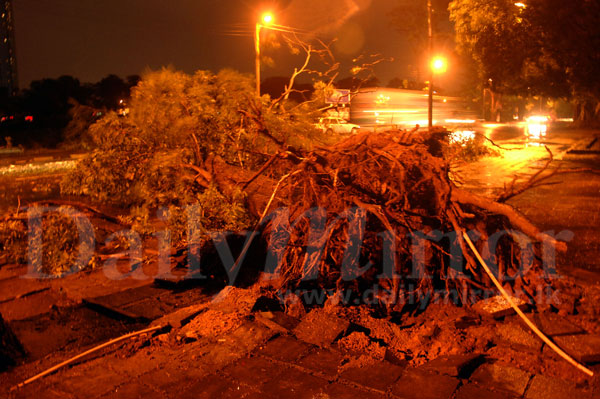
[250,129,566,312]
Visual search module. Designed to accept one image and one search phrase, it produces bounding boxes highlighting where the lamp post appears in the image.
[428,56,447,128]
[427,0,433,128]
[255,12,274,97]
[426,0,449,128]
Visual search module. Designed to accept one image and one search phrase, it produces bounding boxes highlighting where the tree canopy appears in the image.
[60,67,338,243]
[449,0,600,123]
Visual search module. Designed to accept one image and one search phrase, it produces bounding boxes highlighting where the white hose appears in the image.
[462,231,593,377]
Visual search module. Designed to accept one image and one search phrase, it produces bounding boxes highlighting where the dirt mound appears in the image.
[178,309,246,341]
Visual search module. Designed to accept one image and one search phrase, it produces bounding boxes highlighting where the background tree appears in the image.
[23,76,88,128]
[527,0,600,125]
[91,74,130,110]
[0,73,140,147]
[449,0,600,125]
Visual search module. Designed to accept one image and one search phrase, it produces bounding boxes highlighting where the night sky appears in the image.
[13,0,455,90]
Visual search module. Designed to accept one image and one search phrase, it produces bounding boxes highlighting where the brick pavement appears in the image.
[5,303,598,399]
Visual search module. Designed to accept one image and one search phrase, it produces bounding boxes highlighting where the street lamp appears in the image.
[428,56,447,128]
[255,12,274,97]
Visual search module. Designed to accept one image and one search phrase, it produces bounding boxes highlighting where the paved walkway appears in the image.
[3,294,599,399]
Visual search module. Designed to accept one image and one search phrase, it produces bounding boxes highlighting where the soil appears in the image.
[178,309,245,341]
[167,281,600,387]
[333,303,491,366]
[338,331,386,361]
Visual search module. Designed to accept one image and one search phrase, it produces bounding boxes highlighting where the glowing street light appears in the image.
[514,2,526,8]
[255,12,274,97]
[262,13,273,24]
[428,56,448,128]
[431,57,448,74]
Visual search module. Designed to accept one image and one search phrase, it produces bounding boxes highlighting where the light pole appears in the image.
[427,0,433,128]
[255,12,273,97]
[428,56,447,128]
[426,0,449,128]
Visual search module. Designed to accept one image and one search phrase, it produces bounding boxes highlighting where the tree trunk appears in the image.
[573,97,600,128]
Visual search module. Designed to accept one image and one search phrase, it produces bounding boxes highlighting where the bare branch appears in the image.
[497,145,554,202]
[269,35,339,112]
[473,132,518,151]
[241,152,283,190]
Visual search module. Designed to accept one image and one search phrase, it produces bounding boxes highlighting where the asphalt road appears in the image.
[458,123,598,191]
[479,121,593,153]
[460,122,600,280]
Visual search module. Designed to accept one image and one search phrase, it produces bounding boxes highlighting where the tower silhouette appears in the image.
[0,0,17,96]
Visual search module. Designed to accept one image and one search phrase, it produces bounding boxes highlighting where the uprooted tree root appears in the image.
[259,129,566,312]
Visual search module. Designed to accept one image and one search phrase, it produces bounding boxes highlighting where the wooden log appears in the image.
[451,188,567,252]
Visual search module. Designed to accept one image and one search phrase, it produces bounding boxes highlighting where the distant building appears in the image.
[0,0,17,96]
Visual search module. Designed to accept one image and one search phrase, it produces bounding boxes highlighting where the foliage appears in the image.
[119,185,253,247]
[443,131,499,162]
[61,115,154,206]
[449,0,600,124]
[449,0,537,93]
[31,211,97,276]
[0,219,28,264]
[62,66,337,245]
[0,209,98,276]
[125,67,327,164]
[62,67,329,199]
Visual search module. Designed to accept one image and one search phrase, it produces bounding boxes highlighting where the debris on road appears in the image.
[258,130,566,312]
[472,295,529,319]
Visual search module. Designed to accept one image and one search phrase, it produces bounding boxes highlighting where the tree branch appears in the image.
[452,187,568,252]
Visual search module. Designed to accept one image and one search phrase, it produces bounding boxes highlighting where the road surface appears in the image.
[457,122,600,279]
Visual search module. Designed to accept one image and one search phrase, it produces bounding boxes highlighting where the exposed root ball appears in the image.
[261,129,556,312]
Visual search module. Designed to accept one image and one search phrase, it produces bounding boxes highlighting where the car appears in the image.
[315,117,360,135]
[525,115,549,139]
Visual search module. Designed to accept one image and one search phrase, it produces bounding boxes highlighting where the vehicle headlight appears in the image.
[526,115,548,138]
